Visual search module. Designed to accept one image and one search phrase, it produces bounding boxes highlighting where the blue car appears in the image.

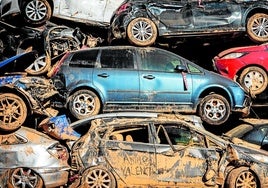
[54,46,251,126]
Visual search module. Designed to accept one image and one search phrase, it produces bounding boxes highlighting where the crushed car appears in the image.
[0,126,70,188]
[68,114,268,187]
[109,0,268,46]
[53,45,251,126]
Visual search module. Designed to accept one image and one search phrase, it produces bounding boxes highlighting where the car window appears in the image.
[156,124,204,146]
[0,134,27,145]
[69,49,99,68]
[100,49,134,69]
[109,126,149,143]
[187,63,202,73]
[140,49,182,72]
[242,126,268,145]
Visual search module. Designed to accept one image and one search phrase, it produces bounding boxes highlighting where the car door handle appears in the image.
[97,73,109,78]
[143,75,155,80]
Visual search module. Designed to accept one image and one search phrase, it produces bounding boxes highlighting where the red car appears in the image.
[213,43,268,96]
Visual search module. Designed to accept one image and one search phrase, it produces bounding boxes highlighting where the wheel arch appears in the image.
[197,87,232,109]
[235,64,268,82]
[0,86,33,115]
[243,7,268,26]
[67,86,104,112]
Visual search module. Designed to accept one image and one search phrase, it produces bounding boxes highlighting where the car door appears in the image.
[138,48,192,110]
[103,124,158,186]
[153,123,219,186]
[54,0,124,23]
[93,48,140,106]
[189,0,241,29]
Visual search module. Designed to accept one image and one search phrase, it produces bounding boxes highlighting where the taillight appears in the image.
[116,3,130,15]
[48,143,69,161]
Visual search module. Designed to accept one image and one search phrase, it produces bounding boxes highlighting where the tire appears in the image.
[198,94,230,126]
[238,66,268,95]
[25,55,51,75]
[68,90,101,120]
[247,13,268,43]
[0,93,27,131]
[81,167,116,188]
[22,0,52,26]
[225,167,258,188]
[127,17,157,47]
[8,167,43,188]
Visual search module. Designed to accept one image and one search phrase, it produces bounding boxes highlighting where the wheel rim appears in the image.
[73,93,96,116]
[251,16,268,38]
[244,70,265,92]
[25,55,47,74]
[131,20,153,42]
[25,0,47,21]
[11,168,39,187]
[85,169,113,187]
[203,98,226,121]
[235,171,257,188]
[0,95,25,128]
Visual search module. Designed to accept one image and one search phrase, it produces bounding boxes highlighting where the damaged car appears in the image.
[54,46,251,126]
[0,126,70,187]
[0,75,64,131]
[69,114,268,187]
[109,0,268,46]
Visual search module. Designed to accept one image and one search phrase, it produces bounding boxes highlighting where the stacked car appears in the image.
[1,0,268,187]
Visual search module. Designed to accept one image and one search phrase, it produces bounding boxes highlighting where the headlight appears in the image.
[221,52,246,59]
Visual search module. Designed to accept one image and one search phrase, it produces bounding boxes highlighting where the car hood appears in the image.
[229,142,268,165]
[217,44,267,58]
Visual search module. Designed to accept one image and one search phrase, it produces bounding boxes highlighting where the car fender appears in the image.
[242,5,268,25]
[66,81,106,106]
[0,84,34,114]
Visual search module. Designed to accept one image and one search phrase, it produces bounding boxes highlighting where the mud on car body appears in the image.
[54,45,251,126]
[0,126,70,187]
[108,0,268,46]
[69,115,268,187]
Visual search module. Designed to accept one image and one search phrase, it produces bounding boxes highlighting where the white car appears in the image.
[0,0,124,27]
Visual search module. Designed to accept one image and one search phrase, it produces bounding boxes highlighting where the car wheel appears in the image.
[225,167,258,188]
[69,90,101,120]
[0,93,27,131]
[238,66,268,95]
[8,168,43,188]
[22,0,52,26]
[81,167,116,188]
[25,55,51,75]
[198,94,230,126]
[127,17,157,47]
[247,13,268,43]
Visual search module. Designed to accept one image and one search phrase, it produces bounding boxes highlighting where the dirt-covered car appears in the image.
[69,114,268,187]
[0,126,70,188]
[109,0,268,46]
[53,46,251,126]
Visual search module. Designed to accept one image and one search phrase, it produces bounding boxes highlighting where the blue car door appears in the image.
[93,48,140,105]
[138,48,192,109]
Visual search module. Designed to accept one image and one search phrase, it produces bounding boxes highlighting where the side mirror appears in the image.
[175,65,188,73]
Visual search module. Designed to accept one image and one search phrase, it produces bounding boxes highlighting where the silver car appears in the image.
[0,126,70,187]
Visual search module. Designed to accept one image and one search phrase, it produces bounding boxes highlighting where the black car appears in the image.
[225,118,268,150]
[109,0,268,46]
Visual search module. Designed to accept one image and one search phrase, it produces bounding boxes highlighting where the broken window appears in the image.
[69,49,98,68]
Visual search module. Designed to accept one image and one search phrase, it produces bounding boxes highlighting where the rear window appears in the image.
[100,49,134,69]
